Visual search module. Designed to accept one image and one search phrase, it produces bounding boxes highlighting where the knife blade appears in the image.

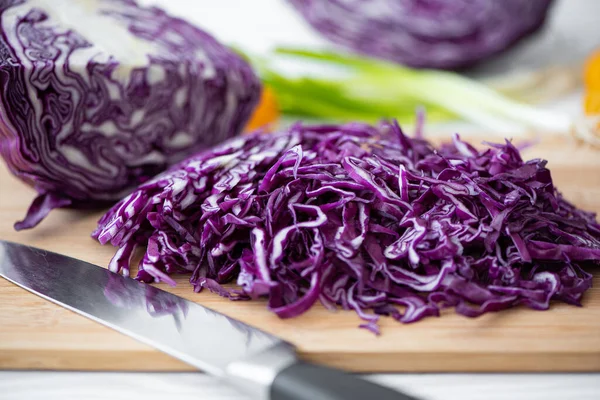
[0,240,418,400]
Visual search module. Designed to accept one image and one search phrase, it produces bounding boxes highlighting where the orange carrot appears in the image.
[584,91,600,116]
[583,50,600,116]
[584,50,600,91]
[244,85,280,133]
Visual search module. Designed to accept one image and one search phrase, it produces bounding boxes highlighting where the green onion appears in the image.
[254,47,572,134]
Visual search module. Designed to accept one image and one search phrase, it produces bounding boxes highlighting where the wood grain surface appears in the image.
[0,135,599,373]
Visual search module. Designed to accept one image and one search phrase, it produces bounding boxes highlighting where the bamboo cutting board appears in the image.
[0,136,599,373]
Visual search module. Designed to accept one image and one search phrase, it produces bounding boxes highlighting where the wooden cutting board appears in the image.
[0,135,599,373]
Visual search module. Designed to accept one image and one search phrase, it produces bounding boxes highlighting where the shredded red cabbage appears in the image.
[93,120,599,333]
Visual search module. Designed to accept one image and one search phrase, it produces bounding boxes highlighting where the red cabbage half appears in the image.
[94,120,599,333]
[287,0,554,69]
[0,0,260,230]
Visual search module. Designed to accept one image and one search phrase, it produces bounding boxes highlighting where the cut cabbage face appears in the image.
[0,0,261,229]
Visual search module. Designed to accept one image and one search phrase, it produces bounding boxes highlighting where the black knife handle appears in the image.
[270,361,420,400]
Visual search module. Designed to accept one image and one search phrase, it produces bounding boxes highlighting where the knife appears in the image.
[0,240,419,400]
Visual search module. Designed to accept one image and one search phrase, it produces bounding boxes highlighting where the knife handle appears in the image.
[270,361,419,400]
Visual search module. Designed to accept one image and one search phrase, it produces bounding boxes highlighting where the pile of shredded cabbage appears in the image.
[94,121,599,333]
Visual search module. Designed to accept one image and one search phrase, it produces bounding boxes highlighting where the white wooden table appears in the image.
[3,1,600,399]
[1,372,599,400]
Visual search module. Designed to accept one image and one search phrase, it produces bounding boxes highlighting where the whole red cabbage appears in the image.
[94,120,599,333]
[287,0,554,69]
[0,0,260,230]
